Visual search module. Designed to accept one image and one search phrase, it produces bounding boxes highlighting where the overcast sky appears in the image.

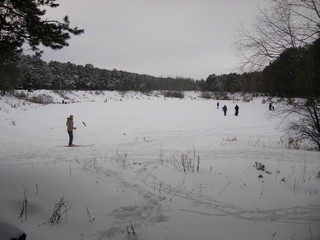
[42,0,266,80]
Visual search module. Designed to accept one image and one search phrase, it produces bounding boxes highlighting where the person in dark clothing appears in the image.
[269,102,275,111]
[217,101,219,109]
[222,105,227,116]
[235,104,239,116]
[66,115,76,146]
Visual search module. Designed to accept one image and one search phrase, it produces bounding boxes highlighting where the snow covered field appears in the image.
[0,90,319,240]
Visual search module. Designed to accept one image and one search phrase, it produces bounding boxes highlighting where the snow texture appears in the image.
[0,90,319,240]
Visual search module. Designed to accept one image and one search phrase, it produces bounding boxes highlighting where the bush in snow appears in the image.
[200,91,212,99]
[31,94,54,104]
[224,137,238,142]
[173,153,200,173]
[14,90,28,99]
[255,162,265,171]
[162,91,184,99]
[213,91,230,100]
[54,90,70,100]
[278,97,320,151]
[39,197,71,226]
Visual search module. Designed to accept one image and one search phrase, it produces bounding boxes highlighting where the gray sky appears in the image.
[42,0,265,80]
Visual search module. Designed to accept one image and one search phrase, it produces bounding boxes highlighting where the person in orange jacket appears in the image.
[66,115,76,146]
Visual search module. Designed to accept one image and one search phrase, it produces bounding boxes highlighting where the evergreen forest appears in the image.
[1,37,319,97]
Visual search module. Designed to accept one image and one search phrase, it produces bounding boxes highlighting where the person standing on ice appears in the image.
[66,115,76,147]
[269,102,273,111]
[234,104,239,116]
[217,101,219,109]
[269,102,275,111]
[222,105,227,116]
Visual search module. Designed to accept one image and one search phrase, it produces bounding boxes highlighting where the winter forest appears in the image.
[1,38,320,96]
[1,0,320,240]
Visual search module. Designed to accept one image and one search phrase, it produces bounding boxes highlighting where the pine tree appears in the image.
[0,0,84,55]
[0,0,83,93]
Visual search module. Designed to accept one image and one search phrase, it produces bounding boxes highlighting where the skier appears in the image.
[222,105,227,116]
[66,115,76,147]
[235,104,239,116]
[217,101,219,109]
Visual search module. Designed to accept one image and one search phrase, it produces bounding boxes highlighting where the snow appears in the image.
[0,90,319,240]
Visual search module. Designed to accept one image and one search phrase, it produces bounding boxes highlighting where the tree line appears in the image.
[198,36,319,97]
[0,54,196,93]
[1,40,319,96]
[234,0,320,97]
[262,38,320,97]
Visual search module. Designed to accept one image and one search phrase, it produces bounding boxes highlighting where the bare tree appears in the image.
[235,0,320,71]
[236,0,320,148]
[280,97,320,151]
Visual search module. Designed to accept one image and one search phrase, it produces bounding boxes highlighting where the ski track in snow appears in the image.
[73,145,320,235]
